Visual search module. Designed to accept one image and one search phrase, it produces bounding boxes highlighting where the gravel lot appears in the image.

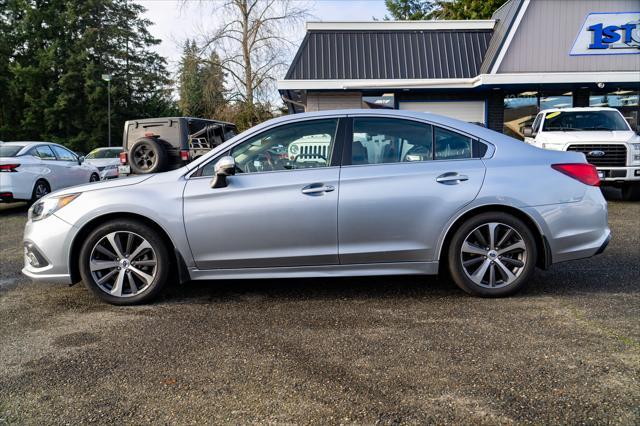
[1,188,638,425]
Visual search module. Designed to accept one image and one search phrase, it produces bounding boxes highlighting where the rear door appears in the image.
[338,116,486,264]
[183,117,345,270]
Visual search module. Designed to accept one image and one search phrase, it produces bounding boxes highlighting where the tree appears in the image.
[384,0,433,20]
[178,40,205,117]
[429,0,508,20]
[195,0,309,127]
[0,0,177,153]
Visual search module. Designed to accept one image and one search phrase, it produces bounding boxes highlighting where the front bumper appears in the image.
[596,166,640,183]
[22,213,75,284]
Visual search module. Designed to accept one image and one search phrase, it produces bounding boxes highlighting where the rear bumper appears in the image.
[525,186,610,264]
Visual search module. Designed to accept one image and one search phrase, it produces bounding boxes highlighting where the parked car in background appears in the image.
[22,110,610,305]
[119,117,238,176]
[84,147,124,180]
[0,141,100,203]
[523,107,640,201]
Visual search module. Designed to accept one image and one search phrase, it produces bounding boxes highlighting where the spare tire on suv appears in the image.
[129,138,168,174]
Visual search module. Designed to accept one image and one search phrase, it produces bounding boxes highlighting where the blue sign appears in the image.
[570,12,640,55]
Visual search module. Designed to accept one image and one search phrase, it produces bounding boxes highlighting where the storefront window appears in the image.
[590,89,640,131]
[503,91,538,139]
[540,92,572,110]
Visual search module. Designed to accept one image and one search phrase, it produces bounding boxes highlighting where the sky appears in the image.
[137,0,389,77]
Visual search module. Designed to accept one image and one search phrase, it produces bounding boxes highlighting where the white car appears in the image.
[84,147,123,180]
[523,107,640,201]
[0,142,100,203]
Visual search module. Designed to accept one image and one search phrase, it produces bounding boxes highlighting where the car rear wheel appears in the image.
[31,179,50,202]
[129,138,168,174]
[79,220,170,305]
[448,212,537,297]
[621,183,640,201]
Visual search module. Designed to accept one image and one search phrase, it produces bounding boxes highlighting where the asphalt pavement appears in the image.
[0,188,638,424]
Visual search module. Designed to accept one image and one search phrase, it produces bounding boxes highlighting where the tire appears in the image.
[621,183,640,201]
[90,173,100,182]
[129,138,168,174]
[447,212,537,297]
[79,219,170,305]
[30,179,50,203]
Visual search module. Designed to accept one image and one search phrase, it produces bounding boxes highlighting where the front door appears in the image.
[183,118,343,270]
[338,116,486,264]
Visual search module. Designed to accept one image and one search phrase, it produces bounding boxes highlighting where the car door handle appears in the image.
[436,173,469,185]
[301,184,335,195]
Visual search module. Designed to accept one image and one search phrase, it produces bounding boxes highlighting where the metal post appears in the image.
[107,79,111,147]
[102,74,113,147]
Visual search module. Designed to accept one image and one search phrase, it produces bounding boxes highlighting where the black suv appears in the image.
[120,117,238,174]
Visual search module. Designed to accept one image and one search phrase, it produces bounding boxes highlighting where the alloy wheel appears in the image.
[132,143,157,171]
[89,231,157,298]
[34,182,49,199]
[460,222,527,289]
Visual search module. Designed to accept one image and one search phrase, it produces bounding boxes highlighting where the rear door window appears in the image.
[32,145,56,160]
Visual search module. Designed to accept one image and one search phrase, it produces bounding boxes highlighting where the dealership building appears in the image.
[278,0,640,139]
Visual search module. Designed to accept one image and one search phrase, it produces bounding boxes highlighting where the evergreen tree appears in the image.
[178,40,205,117]
[430,0,508,20]
[0,0,177,152]
[384,0,433,20]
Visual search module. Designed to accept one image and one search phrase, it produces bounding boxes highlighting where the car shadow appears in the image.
[0,202,29,215]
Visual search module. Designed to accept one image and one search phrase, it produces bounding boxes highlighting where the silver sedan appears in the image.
[22,110,610,304]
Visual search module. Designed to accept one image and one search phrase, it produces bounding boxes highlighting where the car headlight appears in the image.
[103,164,117,170]
[28,193,80,222]
[289,144,299,155]
[630,143,640,151]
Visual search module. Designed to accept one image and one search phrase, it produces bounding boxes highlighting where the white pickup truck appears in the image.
[523,107,640,201]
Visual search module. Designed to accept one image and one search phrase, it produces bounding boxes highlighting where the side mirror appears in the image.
[522,127,534,138]
[210,156,236,188]
[78,156,85,165]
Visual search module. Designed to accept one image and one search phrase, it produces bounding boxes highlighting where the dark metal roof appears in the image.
[285,29,492,80]
[479,0,524,74]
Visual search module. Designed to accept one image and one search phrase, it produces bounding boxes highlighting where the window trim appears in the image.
[190,116,346,179]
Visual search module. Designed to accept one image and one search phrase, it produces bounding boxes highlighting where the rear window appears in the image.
[0,145,23,157]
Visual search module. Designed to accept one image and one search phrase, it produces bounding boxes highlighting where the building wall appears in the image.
[306,92,363,111]
[498,0,640,73]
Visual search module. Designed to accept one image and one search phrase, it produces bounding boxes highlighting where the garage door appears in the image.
[399,101,486,125]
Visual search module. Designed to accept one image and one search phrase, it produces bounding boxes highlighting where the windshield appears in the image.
[86,148,123,159]
[0,145,23,157]
[543,110,630,131]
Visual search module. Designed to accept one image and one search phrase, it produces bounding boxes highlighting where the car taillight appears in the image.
[119,152,127,164]
[552,163,600,186]
[0,163,20,172]
[180,149,190,162]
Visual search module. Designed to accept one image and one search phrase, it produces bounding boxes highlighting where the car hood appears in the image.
[540,130,636,144]
[47,174,154,198]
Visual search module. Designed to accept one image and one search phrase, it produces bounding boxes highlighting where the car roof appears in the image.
[539,107,618,113]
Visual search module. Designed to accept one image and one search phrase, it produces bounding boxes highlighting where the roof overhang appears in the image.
[306,20,496,31]
[278,72,640,91]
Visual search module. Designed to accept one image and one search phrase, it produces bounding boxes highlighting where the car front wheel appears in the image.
[79,220,170,305]
[448,212,537,297]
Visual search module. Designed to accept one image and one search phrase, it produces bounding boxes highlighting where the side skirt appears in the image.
[188,261,439,281]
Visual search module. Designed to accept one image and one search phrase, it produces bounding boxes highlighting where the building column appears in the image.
[573,88,590,107]
[486,90,504,133]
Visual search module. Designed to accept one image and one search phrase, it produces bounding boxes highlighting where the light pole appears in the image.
[101,74,112,147]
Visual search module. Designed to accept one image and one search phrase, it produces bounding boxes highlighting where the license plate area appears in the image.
[118,165,131,175]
